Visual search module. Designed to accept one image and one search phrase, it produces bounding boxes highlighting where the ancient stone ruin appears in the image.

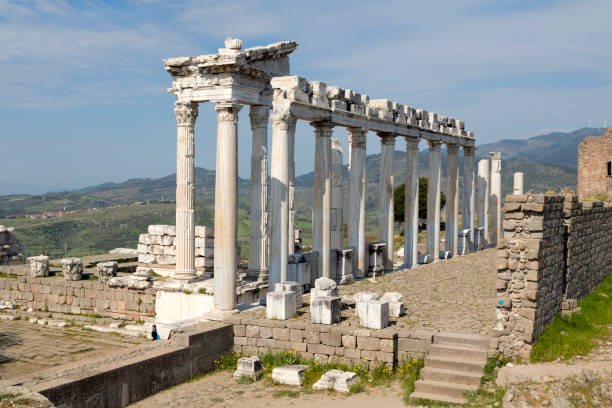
[0,225,24,265]
[577,127,612,199]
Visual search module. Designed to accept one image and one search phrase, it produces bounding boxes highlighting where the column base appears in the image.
[171,270,201,284]
[201,308,239,322]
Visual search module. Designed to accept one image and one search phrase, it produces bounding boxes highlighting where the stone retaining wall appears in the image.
[225,316,435,368]
[0,275,156,321]
[495,193,612,357]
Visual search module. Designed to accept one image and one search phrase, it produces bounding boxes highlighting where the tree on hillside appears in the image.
[394,177,446,222]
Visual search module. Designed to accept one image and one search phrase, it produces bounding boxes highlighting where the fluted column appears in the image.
[311,121,333,279]
[174,101,198,282]
[214,103,242,312]
[427,140,442,261]
[269,112,296,288]
[445,143,459,256]
[288,125,296,255]
[248,105,270,280]
[330,138,344,250]
[347,128,367,278]
[477,159,490,247]
[403,137,420,268]
[463,146,476,251]
[378,133,395,270]
[490,152,502,245]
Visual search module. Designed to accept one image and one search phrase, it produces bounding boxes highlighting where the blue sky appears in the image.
[1,0,611,194]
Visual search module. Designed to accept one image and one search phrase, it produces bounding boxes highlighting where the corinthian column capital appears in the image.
[405,136,420,150]
[464,146,475,156]
[378,132,396,145]
[174,101,198,126]
[310,120,334,137]
[347,127,367,146]
[215,103,242,123]
[249,105,271,129]
[271,112,297,133]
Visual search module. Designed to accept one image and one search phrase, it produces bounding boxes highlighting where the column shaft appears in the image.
[347,128,367,278]
[463,146,475,251]
[378,133,395,270]
[248,105,270,279]
[477,159,490,247]
[426,140,442,260]
[403,137,420,268]
[312,122,333,279]
[214,103,242,311]
[330,138,344,250]
[174,101,198,281]
[490,152,502,245]
[269,113,296,288]
[288,128,296,255]
[513,172,524,195]
[446,144,459,256]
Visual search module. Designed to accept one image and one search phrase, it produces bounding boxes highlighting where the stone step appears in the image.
[421,367,482,386]
[409,391,466,405]
[413,379,473,400]
[435,331,492,349]
[424,355,486,374]
[429,343,488,361]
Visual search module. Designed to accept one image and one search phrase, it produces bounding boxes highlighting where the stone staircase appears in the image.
[410,332,492,404]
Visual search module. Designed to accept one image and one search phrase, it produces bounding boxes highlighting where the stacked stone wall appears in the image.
[577,128,612,198]
[138,225,214,272]
[226,316,434,368]
[495,193,612,357]
[0,275,155,321]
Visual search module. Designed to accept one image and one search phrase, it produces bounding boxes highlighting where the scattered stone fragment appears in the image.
[61,257,83,281]
[28,255,50,277]
[96,261,118,283]
[272,365,309,386]
[233,356,264,381]
[311,296,341,324]
[312,369,359,392]
[381,292,405,317]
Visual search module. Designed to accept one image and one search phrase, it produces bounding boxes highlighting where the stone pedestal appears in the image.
[331,138,344,250]
[404,137,420,268]
[477,159,490,247]
[174,101,198,282]
[458,229,471,256]
[312,121,334,279]
[214,103,242,312]
[269,113,296,289]
[335,247,354,285]
[427,141,442,261]
[463,146,475,252]
[96,261,117,283]
[28,255,49,278]
[368,241,386,276]
[514,172,524,195]
[234,356,264,380]
[310,296,341,324]
[490,152,502,245]
[274,281,303,307]
[445,144,459,256]
[378,133,395,270]
[61,258,83,281]
[266,291,296,320]
[248,105,270,280]
[347,128,367,279]
[310,277,338,306]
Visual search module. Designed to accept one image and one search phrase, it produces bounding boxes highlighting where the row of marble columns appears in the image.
[172,100,488,313]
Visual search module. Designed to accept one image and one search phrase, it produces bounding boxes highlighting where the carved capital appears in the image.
[405,137,420,150]
[215,103,242,123]
[445,143,459,154]
[428,139,442,151]
[378,132,396,145]
[270,112,297,133]
[347,127,367,146]
[249,105,271,129]
[174,101,198,126]
[310,121,334,138]
[463,146,475,156]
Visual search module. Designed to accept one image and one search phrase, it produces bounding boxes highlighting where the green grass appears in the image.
[272,390,300,398]
[0,272,18,279]
[531,274,612,362]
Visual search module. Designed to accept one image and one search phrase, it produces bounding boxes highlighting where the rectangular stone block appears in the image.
[310,296,341,325]
[266,291,296,321]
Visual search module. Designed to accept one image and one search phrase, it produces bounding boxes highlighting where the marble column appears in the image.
[378,133,395,270]
[463,146,475,252]
[445,143,459,256]
[513,172,524,195]
[288,127,296,255]
[248,105,270,280]
[426,140,442,261]
[403,137,420,268]
[330,138,344,250]
[269,113,296,288]
[214,103,242,312]
[174,101,198,282]
[311,121,333,279]
[477,159,490,247]
[490,152,502,246]
[347,127,367,279]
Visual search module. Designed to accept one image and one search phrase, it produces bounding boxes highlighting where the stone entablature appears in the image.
[577,127,612,199]
[0,225,24,266]
[495,193,612,357]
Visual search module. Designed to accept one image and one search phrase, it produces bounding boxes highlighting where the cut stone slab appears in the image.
[266,291,296,320]
[233,356,264,380]
[311,296,341,324]
[381,292,405,317]
[357,300,389,329]
[272,365,309,386]
[274,281,303,307]
[312,369,359,392]
[314,277,337,290]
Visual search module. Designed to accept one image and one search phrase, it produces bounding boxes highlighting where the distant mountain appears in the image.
[475,127,605,167]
